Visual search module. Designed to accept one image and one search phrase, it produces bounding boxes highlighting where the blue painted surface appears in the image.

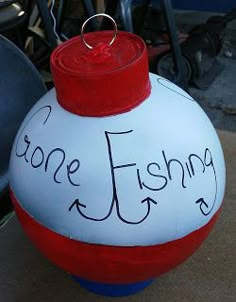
[73,276,154,297]
[170,0,235,12]
[133,0,235,12]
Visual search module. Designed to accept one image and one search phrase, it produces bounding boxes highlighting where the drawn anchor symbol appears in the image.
[68,196,157,224]
[68,130,157,224]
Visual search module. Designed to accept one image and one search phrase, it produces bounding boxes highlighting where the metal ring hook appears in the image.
[81,13,118,49]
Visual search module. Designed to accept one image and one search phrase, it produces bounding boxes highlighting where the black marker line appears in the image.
[16,135,30,162]
[69,130,157,224]
[115,196,157,225]
[15,105,52,156]
[157,77,194,102]
[105,130,157,224]
[31,146,45,168]
[45,148,65,184]
[67,159,80,187]
[195,148,218,216]
[69,198,115,221]
[142,162,168,191]
[137,168,143,190]
[162,150,186,189]
[114,163,137,169]
[185,162,192,178]
[188,153,205,175]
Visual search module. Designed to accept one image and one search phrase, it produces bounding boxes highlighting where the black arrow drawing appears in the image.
[195,197,214,216]
[116,197,157,224]
[68,196,157,224]
[195,149,218,216]
[68,198,114,222]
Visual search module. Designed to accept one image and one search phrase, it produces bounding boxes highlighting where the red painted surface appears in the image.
[10,190,221,284]
[50,31,151,117]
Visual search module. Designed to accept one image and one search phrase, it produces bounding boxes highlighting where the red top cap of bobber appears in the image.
[50,14,151,117]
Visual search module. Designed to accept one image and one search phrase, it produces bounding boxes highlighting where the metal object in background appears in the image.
[35,0,58,48]
[182,9,236,89]
[120,0,134,32]
[141,5,236,90]
[159,0,188,90]
[0,0,31,49]
[0,34,46,195]
[109,0,188,90]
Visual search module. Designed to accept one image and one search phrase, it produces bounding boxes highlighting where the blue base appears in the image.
[72,276,154,297]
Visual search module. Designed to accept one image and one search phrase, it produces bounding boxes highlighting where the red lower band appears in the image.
[10,190,221,284]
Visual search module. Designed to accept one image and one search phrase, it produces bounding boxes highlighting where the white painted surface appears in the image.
[9,74,226,246]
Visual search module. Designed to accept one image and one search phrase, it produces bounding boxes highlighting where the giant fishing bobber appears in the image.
[9,14,226,297]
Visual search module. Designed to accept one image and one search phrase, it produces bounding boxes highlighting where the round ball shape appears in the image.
[9,73,226,283]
